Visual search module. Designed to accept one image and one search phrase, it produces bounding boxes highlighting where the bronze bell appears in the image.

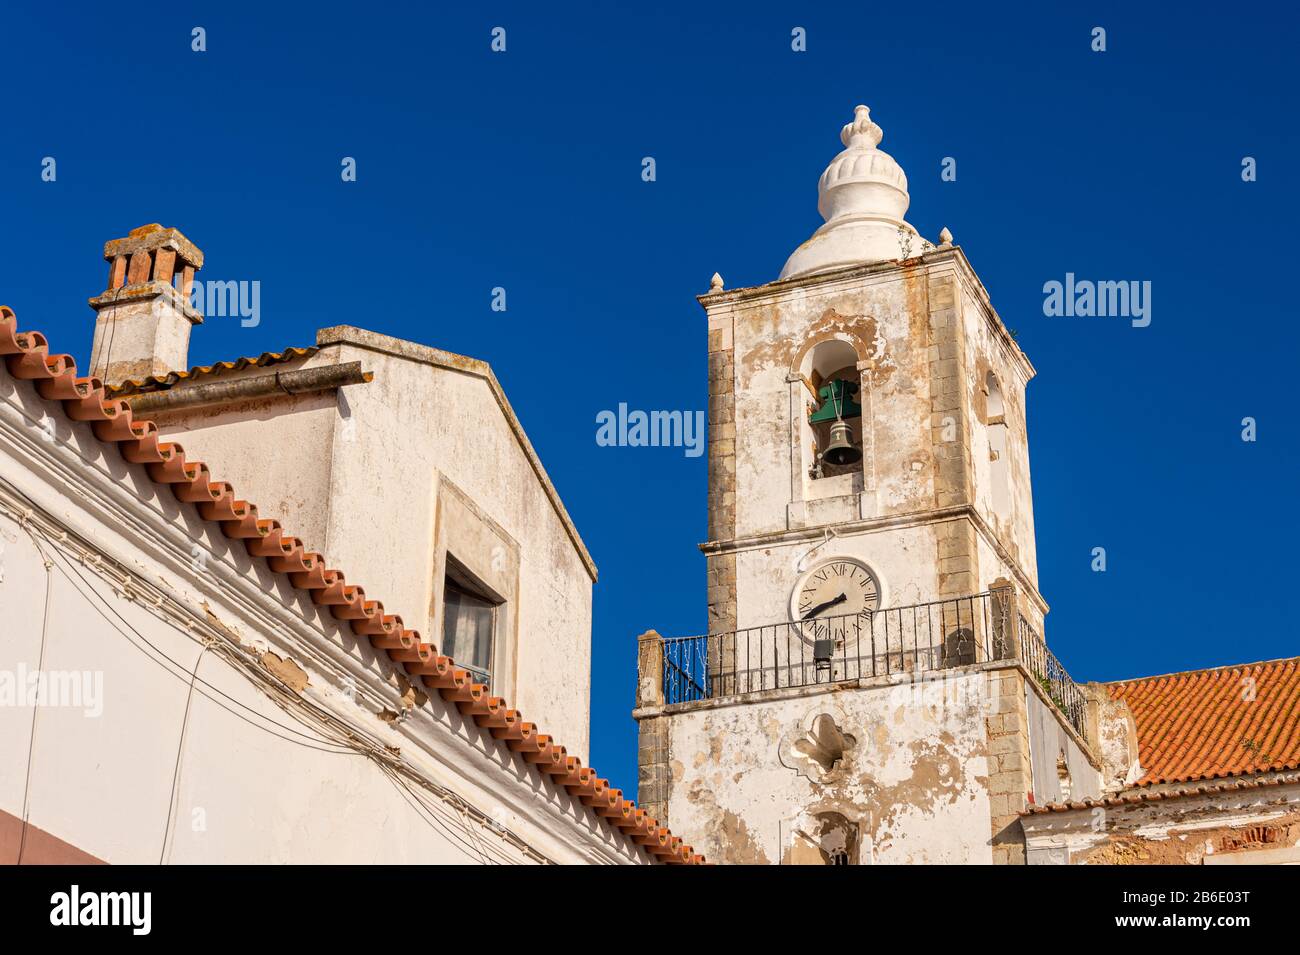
[822,419,862,466]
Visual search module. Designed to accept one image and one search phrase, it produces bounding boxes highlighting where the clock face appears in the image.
[792,559,880,642]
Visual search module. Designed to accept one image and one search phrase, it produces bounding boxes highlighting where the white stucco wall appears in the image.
[322,334,594,757]
[147,390,338,551]
[0,359,635,865]
[0,530,528,864]
[1024,686,1103,807]
[140,326,594,760]
[733,524,941,633]
[959,280,1039,587]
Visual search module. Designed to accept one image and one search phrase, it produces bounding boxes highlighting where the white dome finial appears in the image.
[841,105,883,149]
[780,103,922,280]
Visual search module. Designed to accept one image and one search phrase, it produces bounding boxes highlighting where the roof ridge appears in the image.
[1106,654,1300,687]
[0,304,699,865]
[313,324,598,583]
[106,345,317,396]
[1023,769,1300,816]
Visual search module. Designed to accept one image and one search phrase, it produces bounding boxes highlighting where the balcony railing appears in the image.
[659,588,1088,740]
[1017,614,1088,739]
[663,591,1012,702]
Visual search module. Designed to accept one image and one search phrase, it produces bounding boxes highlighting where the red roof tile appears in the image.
[1107,657,1300,786]
[106,347,316,396]
[0,305,703,865]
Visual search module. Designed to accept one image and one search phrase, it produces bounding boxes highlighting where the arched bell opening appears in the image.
[799,339,863,480]
[984,371,1011,519]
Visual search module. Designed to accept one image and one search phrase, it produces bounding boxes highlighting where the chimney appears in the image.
[88,224,204,386]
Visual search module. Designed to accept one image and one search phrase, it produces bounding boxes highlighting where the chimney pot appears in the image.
[88,224,205,386]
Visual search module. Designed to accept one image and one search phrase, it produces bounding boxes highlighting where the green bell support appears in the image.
[808,379,862,424]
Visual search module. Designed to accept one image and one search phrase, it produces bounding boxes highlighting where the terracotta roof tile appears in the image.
[1023,770,1300,816]
[106,347,317,396]
[0,305,703,865]
[1107,657,1300,786]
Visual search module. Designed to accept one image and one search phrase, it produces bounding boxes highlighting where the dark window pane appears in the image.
[443,583,495,678]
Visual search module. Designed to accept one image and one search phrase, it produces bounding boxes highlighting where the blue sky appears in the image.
[3,2,1297,800]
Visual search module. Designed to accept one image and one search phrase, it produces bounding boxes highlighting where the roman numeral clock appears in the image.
[792,558,880,642]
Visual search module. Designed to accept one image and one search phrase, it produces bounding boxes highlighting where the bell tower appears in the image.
[700,103,1041,637]
[635,105,1096,866]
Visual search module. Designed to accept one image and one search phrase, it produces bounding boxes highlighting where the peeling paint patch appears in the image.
[395,675,428,710]
[1080,812,1300,866]
[202,601,247,647]
[719,808,769,865]
[260,651,309,693]
[666,672,995,864]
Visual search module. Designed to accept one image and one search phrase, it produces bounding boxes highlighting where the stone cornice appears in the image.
[698,502,1048,617]
[696,247,1035,383]
[636,654,1093,769]
[698,253,938,310]
[88,281,204,324]
[1021,774,1300,833]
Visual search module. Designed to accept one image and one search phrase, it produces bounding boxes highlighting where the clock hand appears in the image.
[801,592,848,620]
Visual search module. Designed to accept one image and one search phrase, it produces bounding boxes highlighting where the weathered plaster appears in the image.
[1025,682,1103,806]
[661,669,999,864]
[697,251,1043,632]
[1023,778,1300,865]
[133,325,595,759]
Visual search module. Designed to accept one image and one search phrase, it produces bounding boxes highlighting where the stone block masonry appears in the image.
[926,268,973,513]
[706,314,737,634]
[986,666,1034,864]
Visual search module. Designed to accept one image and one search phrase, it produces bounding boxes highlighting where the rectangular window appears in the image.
[441,569,497,685]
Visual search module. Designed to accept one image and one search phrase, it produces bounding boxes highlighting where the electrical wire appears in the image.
[14,519,53,865]
[0,483,559,864]
[158,642,210,864]
[100,298,118,381]
[0,410,565,862]
[43,537,358,755]
[0,420,353,752]
[378,763,512,865]
[42,510,552,862]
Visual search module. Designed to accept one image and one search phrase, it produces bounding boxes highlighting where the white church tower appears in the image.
[635,105,1105,865]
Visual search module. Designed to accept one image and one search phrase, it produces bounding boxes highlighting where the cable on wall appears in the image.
[158,641,211,864]
[0,481,564,865]
[14,515,53,865]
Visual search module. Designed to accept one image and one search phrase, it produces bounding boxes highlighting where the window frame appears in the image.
[441,555,503,686]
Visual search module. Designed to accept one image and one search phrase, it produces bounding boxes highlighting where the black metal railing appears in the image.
[1017,614,1088,740]
[663,591,1012,705]
[660,590,1090,741]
